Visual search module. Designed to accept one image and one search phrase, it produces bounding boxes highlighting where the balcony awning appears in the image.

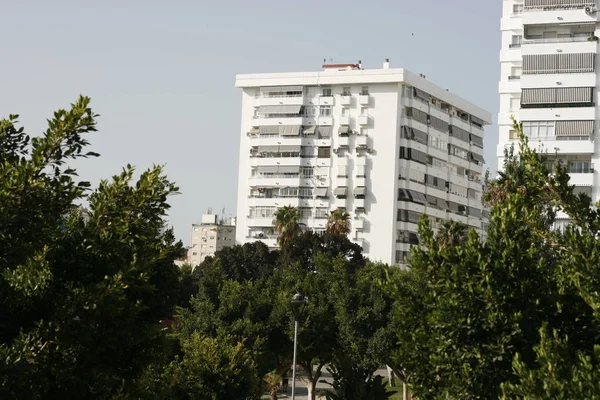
[412,128,428,143]
[249,127,260,135]
[470,134,483,147]
[257,166,280,173]
[468,207,482,218]
[259,125,280,134]
[303,125,317,135]
[258,105,302,114]
[257,145,301,152]
[413,88,432,102]
[318,126,332,138]
[354,186,367,197]
[280,125,301,136]
[471,152,485,163]
[338,125,350,134]
[260,85,303,92]
[436,198,448,210]
[448,202,460,212]
[426,194,438,206]
[334,187,348,196]
[315,187,328,197]
[408,190,427,205]
[398,189,411,202]
[556,120,594,136]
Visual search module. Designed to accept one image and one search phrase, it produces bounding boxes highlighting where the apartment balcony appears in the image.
[568,171,594,186]
[355,176,367,187]
[450,115,472,132]
[527,138,595,154]
[337,177,349,186]
[253,137,303,147]
[356,135,370,149]
[340,95,352,106]
[337,136,350,148]
[357,115,370,126]
[253,96,304,107]
[338,115,351,125]
[519,107,595,121]
[358,95,371,106]
[448,213,468,224]
[251,157,302,167]
[354,198,366,208]
[523,9,597,26]
[354,219,365,230]
[247,217,275,227]
[520,72,596,88]
[318,96,334,106]
[249,176,301,188]
[252,116,304,126]
[521,38,598,55]
[449,154,470,170]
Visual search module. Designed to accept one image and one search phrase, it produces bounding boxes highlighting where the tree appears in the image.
[326,208,351,236]
[139,332,263,400]
[436,220,468,249]
[273,205,302,247]
[0,97,184,399]
[385,120,600,399]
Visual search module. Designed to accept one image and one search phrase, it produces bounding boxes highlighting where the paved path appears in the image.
[264,368,390,399]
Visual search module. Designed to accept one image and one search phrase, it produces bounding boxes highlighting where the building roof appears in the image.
[235,68,492,124]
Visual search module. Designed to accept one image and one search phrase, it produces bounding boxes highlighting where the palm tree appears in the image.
[273,205,302,247]
[326,208,351,237]
[436,220,468,249]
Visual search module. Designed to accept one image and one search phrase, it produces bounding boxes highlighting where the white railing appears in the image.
[523,36,593,44]
[524,0,596,10]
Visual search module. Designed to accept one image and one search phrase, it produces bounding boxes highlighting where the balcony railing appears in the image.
[509,43,522,48]
[523,36,594,44]
[524,0,596,10]
[508,75,521,80]
[253,114,302,119]
[255,93,303,99]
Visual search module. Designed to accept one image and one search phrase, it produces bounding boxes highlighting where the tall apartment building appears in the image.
[189,214,236,266]
[235,61,491,266]
[499,0,599,230]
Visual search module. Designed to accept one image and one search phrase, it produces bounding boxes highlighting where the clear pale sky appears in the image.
[1,0,501,245]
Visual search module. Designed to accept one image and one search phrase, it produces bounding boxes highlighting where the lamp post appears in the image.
[290,292,307,400]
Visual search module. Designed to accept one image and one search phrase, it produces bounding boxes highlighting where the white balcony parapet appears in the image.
[524,0,596,10]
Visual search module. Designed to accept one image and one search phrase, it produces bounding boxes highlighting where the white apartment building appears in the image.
[499,0,599,229]
[235,61,491,266]
[189,214,236,266]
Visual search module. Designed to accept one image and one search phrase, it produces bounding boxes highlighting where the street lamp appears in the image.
[290,292,308,400]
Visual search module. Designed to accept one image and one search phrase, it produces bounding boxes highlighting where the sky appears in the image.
[1,0,502,245]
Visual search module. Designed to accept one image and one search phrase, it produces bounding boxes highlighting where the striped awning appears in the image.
[315,187,328,197]
[334,187,348,197]
[317,126,332,138]
[523,53,595,75]
[280,125,301,136]
[413,88,432,102]
[426,194,438,206]
[354,186,367,197]
[260,86,303,92]
[470,134,483,147]
[408,190,428,204]
[521,87,593,105]
[468,207,482,218]
[555,120,594,137]
[303,125,317,135]
[257,145,301,152]
[436,198,448,210]
[471,152,485,163]
[259,125,280,134]
[258,105,302,114]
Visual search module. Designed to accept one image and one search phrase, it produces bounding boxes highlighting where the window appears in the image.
[315,208,329,219]
[320,105,332,116]
[322,87,332,97]
[397,230,419,245]
[298,187,313,198]
[522,121,555,139]
[361,107,368,115]
[356,165,367,177]
[303,106,317,117]
[513,3,523,14]
[361,86,369,95]
[279,187,299,197]
[428,135,447,151]
[449,145,469,160]
[301,167,314,178]
[360,127,367,135]
[342,87,351,96]
[511,35,522,48]
[317,147,331,158]
[395,251,411,264]
[510,98,521,111]
[342,107,349,116]
[428,157,448,171]
[397,209,422,224]
[509,129,518,139]
[449,183,468,198]
[194,227,199,232]
[298,207,312,218]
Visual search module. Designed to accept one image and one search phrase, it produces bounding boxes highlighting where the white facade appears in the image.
[189,214,236,266]
[235,62,492,266]
[499,0,599,213]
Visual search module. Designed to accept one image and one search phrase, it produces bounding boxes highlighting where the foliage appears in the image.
[139,332,262,400]
[272,205,302,247]
[0,97,184,398]
[326,208,351,236]
[385,119,600,399]
[319,356,393,400]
